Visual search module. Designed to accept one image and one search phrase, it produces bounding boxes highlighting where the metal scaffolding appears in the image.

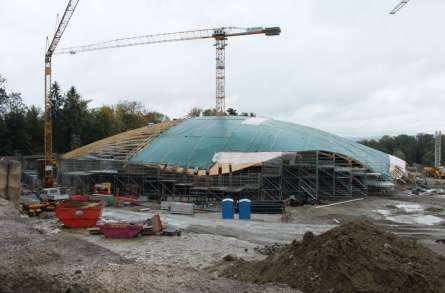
[59,150,382,205]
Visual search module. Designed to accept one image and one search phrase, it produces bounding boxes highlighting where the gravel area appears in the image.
[0,198,299,292]
[81,232,261,269]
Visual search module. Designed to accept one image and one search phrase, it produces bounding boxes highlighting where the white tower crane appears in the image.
[56,26,281,114]
[390,0,411,14]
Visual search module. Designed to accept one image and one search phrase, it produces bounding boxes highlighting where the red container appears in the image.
[70,195,90,201]
[55,200,103,228]
[99,223,143,239]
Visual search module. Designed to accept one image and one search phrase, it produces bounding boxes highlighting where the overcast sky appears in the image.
[1,0,444,137]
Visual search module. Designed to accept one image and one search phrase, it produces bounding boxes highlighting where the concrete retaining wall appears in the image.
[0,160,21,208]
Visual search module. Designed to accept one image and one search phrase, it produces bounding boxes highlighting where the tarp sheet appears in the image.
[130,116,394,177]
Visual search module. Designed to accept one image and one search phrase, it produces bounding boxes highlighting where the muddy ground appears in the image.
[2,191,445,292]
[0,198,297,293]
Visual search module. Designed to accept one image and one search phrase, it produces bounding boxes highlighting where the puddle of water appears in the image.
[386,215,443,226]
[395,203,424,213]
[374,203,443,226]
[374,209,392,216]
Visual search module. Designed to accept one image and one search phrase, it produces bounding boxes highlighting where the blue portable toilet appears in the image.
[238,199,251,220]
[221,198,234,219]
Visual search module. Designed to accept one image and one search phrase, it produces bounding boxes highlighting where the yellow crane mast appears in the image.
[44,0,80,187]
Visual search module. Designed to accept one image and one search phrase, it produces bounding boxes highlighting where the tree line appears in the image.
[0,74,168,156]
[187,107,256,117]
[0,73,441,167]
[359,134,443,166]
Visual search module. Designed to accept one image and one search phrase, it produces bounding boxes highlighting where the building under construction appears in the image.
[59,116,406,204]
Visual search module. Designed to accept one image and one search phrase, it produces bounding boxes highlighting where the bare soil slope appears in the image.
[220,220,445,293]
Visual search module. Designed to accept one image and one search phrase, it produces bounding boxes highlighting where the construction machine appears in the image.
[43,1,280,190]
[43,0,80,187]
[424,167,445,179]
[56,26,281,115]
[92,183,112,195]
[390,0,411,14]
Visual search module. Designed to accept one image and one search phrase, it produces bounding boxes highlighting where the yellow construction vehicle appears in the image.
[424,167,445,179]
[93,182,112,195]
[21,201,57,217]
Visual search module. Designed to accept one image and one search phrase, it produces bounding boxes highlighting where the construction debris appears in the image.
[88,227,102,235]
[254,243,286,255]
[0,198,290,293]
[219,220,445,293]
[409,187,445,196]
[99,222,143,239]
[170,202,194,215]
[162,228,182,236]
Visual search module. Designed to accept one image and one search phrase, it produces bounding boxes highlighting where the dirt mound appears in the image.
[220,220,445,293]
[254,243,286,255]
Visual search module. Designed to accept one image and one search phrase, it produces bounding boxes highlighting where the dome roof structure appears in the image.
[62,116,405,199]
[124,116,400,178]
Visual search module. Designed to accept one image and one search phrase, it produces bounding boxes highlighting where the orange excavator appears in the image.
[424,167,445,179]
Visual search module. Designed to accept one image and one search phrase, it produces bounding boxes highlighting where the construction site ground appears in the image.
[2,191,445,292]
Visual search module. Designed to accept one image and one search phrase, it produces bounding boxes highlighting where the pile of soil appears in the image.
[254,243,286,255]
[220,220,445,293]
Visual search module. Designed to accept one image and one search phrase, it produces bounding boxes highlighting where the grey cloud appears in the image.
[0,0,444,136]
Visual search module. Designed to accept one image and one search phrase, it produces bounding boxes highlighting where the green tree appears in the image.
[50,82,66,153]
[188,107,202,118]
[360,133,437,166]
[393,135,417,164]
[90,105,119,141]
[202,108,218,116]
[60,87,90,153]
[115,100,146,132]
[25,106,44,154]
[415,133,434,165]
[1,92,30,155]
[144,111,169,124]
[0,75,171,156]
[226,108,237,116]
[0,75,7,116]
[393,149,406,161]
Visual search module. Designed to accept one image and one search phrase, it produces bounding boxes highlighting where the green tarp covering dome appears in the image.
[130,116,392,177]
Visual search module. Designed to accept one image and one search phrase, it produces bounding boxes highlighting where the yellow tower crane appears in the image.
[44,0,80,187]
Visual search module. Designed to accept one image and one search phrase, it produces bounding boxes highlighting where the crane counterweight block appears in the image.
[264,27,281,36]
